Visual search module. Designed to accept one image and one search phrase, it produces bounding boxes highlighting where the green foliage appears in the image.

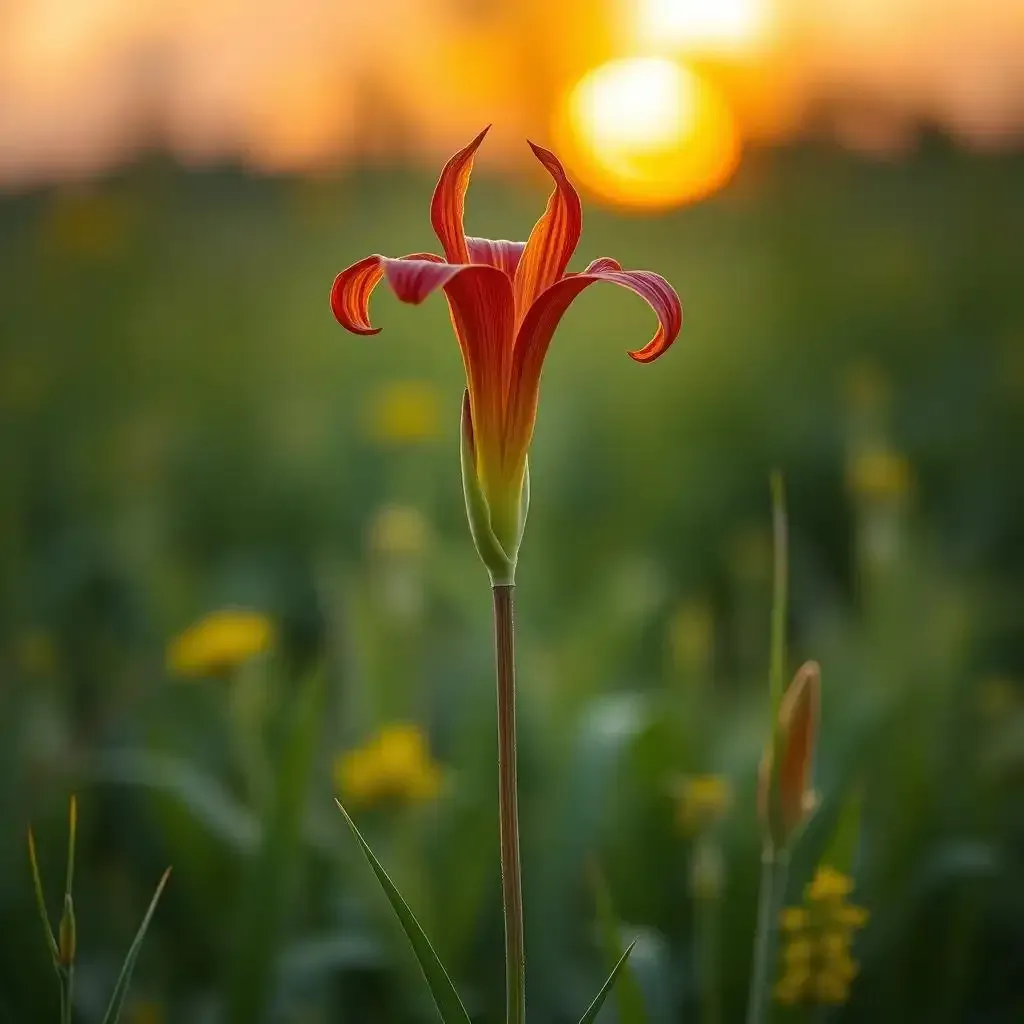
[225,670,326,1024]
[336,799,472,1024]
[577,941,638,1024]
[100,869,172,1024]
[27,799,170,1024]
[2,147,1023,1022]
[591,864,650,1024]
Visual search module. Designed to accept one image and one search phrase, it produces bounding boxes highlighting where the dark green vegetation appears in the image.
[1,142,1023,1022]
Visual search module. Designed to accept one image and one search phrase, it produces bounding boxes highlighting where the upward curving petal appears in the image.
[512,142,583,322]
[430,127,490,265]
[330,252,444,335]
[504,259,682,471]
[467,237,526,279]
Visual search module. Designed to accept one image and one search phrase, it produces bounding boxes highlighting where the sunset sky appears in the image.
[1,0,1021,201]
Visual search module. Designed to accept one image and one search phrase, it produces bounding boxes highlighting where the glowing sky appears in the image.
[0,0,1020,189]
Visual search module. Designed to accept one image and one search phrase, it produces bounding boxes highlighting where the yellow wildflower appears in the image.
[369,505,430,560]
[832,903,870,928]
[334,723,442,809]
[166,610,274,678]
[806,865,854,902]
[782,938,813,966]
[774,967,811,1005]
[676,774,731,833]
[775,865,869,1007]
[845,448,912,501]
[668,601,714,674]
[780,907,809,931]
[815,971,853,1004]
[366,380,441,444]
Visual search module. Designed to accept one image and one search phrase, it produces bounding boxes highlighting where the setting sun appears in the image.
[555,56,741,210]
[635,0,770,52]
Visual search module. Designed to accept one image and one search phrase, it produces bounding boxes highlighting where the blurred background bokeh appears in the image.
[2,0,1023,1021]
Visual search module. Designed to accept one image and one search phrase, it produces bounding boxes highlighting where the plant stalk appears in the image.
[492,584,525,1024]
[746,846,789,1024]
[60,969,73,1024]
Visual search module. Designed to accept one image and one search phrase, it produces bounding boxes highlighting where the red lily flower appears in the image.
[331,127,682,579]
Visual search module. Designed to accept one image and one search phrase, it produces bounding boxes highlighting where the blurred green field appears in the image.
[2,141,1024,1023]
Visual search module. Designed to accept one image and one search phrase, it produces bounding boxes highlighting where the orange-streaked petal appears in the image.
[381,258,514,471]
[579,258,682,362]
[505,260,681,468]
[330,252,444,334]
[430,127,490,264]
[512,142,582,321]
[467,237,526,279]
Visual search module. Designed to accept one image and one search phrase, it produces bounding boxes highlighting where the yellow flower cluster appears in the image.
[166,610,275,678]
[775,866,869,1006]
[676,774,731,834]
[335,723,442,809]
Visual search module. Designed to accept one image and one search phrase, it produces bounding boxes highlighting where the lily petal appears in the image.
[330,252,444,335]
[512,142,582,321]
[467,237,526,279]
[385,258,514,473]
[430,127,490,264]
[505,259,682,467]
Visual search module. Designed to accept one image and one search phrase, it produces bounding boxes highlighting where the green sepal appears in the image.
[460,391,516,585]
[515,457,531,553]
[336,799,472,1024]
[577,939,639,1024]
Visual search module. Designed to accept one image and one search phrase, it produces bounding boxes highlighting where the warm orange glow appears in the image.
[636,0,771,53]
[0,0,1022,186]
[555,57,741,210]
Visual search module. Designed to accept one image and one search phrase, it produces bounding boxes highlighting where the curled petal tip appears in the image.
[330,259,384,336]
[627,342,667,364]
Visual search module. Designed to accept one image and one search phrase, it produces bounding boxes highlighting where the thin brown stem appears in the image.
[492,584,525,1024]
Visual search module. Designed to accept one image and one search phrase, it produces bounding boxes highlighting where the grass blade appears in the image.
[590,864,649,1024]
[27,827,59,963]
[335,798,471,1024]
[100,867,172,1024]
[577,939,638,1024]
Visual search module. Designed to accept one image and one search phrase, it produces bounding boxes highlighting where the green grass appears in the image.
[0,142,1023,1022]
